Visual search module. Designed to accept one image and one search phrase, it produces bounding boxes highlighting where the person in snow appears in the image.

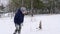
[13,7,27,34]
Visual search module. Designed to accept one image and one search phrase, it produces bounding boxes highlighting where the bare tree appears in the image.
[31,0,33,16]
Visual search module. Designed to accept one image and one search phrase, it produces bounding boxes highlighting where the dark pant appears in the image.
[13,23,22,34]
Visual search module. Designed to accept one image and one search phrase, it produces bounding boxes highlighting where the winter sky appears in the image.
[0,0,9,7]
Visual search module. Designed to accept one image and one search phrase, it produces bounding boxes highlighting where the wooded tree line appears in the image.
[8,0,60,14]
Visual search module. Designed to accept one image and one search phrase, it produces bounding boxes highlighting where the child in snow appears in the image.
[14,7,27,34]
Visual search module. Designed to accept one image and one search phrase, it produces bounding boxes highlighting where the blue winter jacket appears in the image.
[14,8,24,25]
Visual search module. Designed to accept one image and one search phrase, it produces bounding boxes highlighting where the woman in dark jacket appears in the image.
[14,7,27,34]
[14,8,24,25]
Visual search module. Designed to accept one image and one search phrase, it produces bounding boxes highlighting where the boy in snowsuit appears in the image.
[14,7,27,34]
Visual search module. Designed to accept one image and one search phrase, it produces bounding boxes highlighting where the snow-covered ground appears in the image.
[0,14,60,34]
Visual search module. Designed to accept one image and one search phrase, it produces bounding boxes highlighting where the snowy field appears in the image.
[0,14,60,34]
